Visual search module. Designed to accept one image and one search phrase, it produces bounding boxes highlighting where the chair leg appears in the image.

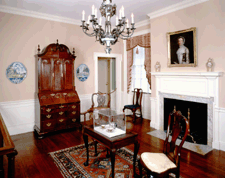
[133,109,136,123]
[140,108,143,122]
[138,160,142,178]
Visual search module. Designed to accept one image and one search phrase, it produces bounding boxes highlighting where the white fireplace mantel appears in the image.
[151,71,224,150]
[151,72,223,106]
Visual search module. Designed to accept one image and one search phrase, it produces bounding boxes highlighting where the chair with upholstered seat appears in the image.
[123,88,143,122]
[139,110,189,178]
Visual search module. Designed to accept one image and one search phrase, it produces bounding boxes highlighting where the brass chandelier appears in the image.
[80,0,136,54]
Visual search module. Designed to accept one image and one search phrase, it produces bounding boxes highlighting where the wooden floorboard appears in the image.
[3,117,225,178]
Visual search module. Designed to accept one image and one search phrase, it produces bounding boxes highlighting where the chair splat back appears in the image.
[164,111,189,164]
[133,88,143,106]
[81,90,116,124]
[91,93,109,108]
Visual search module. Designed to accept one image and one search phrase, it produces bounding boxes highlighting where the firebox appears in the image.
[164,98,207,145]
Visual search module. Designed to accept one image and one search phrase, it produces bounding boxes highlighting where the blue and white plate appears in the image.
[6,62,27,84]
[76,64,90,82]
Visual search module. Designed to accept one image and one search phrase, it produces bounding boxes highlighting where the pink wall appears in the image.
[151,0,225,107]
[0,12,123,102]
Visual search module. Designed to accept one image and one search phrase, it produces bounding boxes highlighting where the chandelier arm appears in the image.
[118,30,135,40]
[91,20,98,32]
[82,27,96,37]
[119,29,135,38]
[116,24,126,35]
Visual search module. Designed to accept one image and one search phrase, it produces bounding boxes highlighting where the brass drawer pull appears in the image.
[59,105,64,108]
[46,115,51,119]
[46,123,51,127]
[72,111,76,115]
[59,111,64,115]
[59,119,64,122]
[72,119,76,122]
[46,108,51,112]
[72,105,76,109]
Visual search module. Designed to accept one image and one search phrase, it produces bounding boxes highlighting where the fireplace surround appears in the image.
[151,72,223,149]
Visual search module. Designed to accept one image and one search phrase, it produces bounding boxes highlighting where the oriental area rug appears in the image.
[49,142,180,178]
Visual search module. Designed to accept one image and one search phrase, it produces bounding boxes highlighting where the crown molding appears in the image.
[148,0,209,19]
[135,19,150,28]
[0,5,80,25]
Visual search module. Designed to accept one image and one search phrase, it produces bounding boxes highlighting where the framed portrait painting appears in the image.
[167,27,197,67]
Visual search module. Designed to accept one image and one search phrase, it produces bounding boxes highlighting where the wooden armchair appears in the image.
[139,110,189,178]
[81,89,116,124]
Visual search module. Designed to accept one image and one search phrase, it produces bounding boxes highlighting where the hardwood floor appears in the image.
[3,117,225,178]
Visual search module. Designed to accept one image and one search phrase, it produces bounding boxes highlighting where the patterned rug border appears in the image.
[49,142,140,178]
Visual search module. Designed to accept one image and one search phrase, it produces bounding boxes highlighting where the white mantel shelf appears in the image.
[151,72,223,77]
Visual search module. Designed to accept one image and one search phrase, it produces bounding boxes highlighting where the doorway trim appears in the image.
[94,52,122,112]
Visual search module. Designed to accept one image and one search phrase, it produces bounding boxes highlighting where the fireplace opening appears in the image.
[164,98,207,145]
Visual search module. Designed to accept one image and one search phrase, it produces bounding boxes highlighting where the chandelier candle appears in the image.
[80,0,136,54]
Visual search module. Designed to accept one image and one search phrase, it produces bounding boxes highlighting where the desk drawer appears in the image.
[67,103,79,110]
[56,118,67,130]
[67,110,79,117]
[41,105,55,114]
[41,113,55,121]
[41,120,56,131]
[55,111,66,118]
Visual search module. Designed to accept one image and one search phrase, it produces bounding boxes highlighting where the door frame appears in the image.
[94,52,122,113]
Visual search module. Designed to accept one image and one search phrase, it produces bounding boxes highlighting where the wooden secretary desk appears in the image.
[34,40,81,138]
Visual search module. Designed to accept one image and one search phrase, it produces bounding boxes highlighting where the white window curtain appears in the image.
[131,45,150,93]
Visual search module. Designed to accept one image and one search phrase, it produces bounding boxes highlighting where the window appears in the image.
[131,45,151,93]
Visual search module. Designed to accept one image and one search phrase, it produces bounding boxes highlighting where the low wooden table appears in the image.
[83,125,139,178]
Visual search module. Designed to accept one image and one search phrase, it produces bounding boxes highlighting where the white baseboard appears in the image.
[219,141,225,151]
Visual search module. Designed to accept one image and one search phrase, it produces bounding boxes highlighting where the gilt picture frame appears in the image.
[167,27,197,67]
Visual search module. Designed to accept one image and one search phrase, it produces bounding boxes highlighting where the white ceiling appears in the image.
[0,0,187,23]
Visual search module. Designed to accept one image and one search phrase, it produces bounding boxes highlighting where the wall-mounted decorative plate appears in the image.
[76,64,90,82]
[6,62,27,84]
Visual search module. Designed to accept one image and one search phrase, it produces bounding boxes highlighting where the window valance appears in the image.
[127,33,151,93]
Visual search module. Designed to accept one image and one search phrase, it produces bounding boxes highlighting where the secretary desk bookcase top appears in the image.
[34,40,81,138]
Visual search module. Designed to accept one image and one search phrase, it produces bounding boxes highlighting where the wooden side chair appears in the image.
[139,110,189,178]
[81,89,116,124]
[123,88,143,122]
